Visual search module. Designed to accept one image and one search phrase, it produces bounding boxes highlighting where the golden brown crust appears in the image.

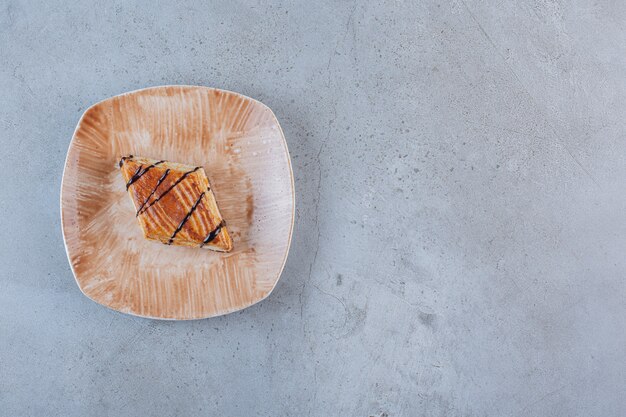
[119,155,233,252]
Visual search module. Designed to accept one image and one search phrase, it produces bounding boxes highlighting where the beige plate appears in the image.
[61,86,294,320]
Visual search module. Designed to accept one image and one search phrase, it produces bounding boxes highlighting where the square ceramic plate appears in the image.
[61,86,294,319]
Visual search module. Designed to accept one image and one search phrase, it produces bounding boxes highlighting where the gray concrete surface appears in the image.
[1,0,625,416]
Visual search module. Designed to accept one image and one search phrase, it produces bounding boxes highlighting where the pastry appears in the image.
[119,155,233,252]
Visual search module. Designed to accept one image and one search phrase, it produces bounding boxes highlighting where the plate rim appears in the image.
[60,85,295,320]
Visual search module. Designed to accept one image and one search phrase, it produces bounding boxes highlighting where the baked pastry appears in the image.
[119,155,233,252]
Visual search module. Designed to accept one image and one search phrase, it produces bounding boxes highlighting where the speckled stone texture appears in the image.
[1,1,625,416]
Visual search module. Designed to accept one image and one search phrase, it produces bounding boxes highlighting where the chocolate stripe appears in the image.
[167,191,206,245]
[140,167,200,214]
[125,160,164,190]
[125,165,143,189]
[200,221,224,247]
[136,169,170,216]
[118,155,134,168]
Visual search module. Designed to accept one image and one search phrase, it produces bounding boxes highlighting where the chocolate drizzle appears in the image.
[140,167,200,213]
[126,165,143,187]
[118,155,133,167]
[167,191,206,245]
[136,169,170,216]
[200,221,224,247]
[125,160,164,190]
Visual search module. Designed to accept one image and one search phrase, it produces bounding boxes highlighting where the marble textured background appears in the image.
[1,1,624,416]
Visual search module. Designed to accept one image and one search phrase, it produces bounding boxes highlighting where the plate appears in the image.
[61,86,294,319]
